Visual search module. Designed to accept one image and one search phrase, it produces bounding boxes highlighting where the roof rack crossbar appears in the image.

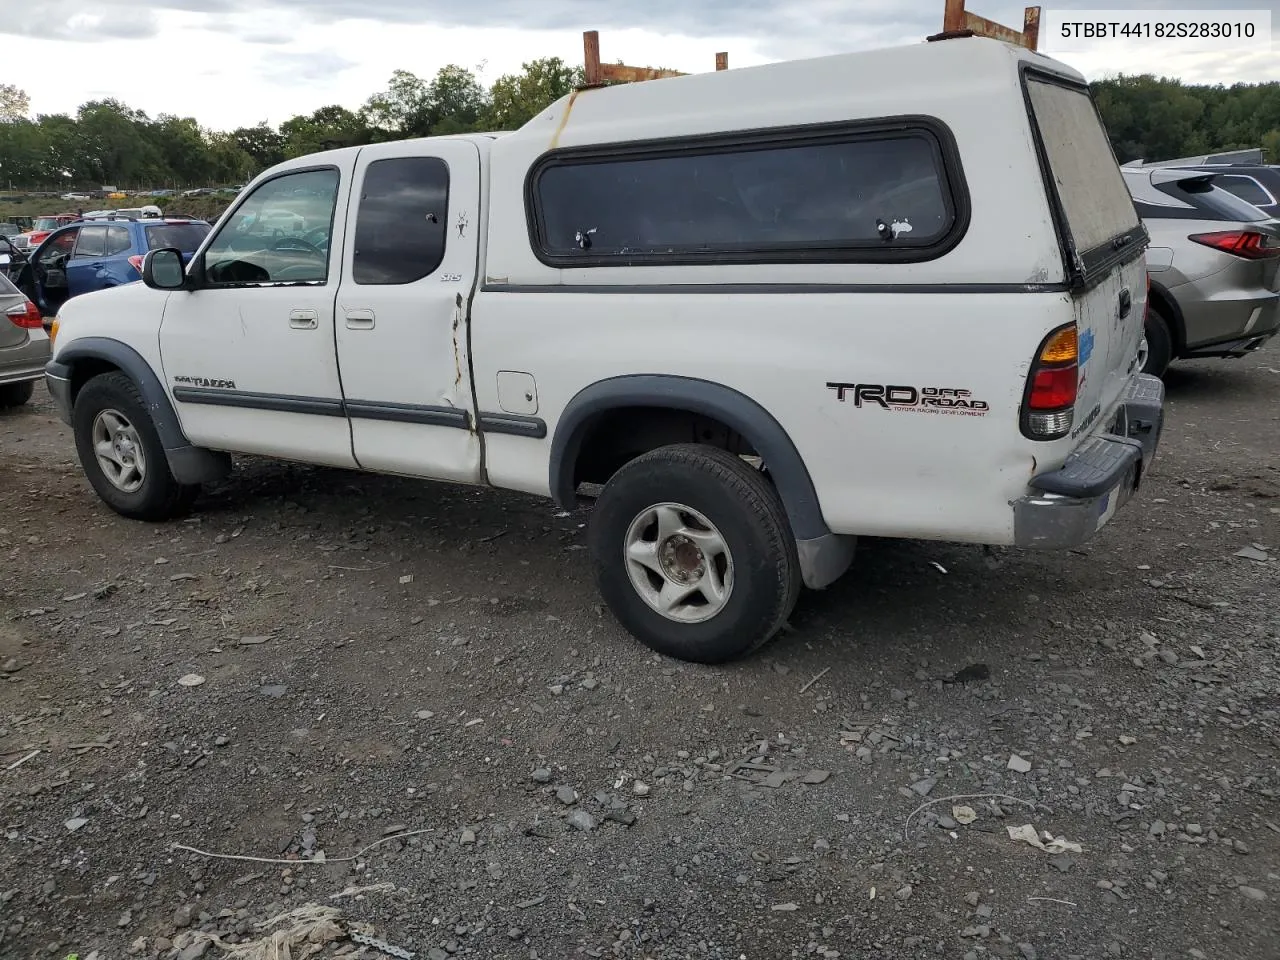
[581,29,728,87]
[928,0,1041,50]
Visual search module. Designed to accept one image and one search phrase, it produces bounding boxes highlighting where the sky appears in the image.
[8,0,1280,130]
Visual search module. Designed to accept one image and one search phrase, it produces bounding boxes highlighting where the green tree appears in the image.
[151,115,212,186]
[363,65,489,139]
[280,105,370,158]
[427,65,490,133]
[231,124,286,170]
[76,100,167,185]
[486,57,582,130]
[363,69,432,137]
[0,84,29,122]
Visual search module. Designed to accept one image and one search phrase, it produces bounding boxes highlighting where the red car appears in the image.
[25,214,79,248]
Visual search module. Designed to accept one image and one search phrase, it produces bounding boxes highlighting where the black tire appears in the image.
[72,371,199,521]
[0,381,34,407]
[1141,305,1174,377]
[588,443,800,665]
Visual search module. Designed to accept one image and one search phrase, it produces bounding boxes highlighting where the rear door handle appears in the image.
[1118,289,1132,319]
[289,309,318,330]
[345,309,375,330]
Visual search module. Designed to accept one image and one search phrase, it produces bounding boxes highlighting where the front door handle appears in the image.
[345,309,375,330]
[1118,288,1132,319]
[289,309,318,330]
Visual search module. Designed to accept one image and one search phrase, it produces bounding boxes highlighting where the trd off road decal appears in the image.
[826,382,990,417]
[173,375,237,389]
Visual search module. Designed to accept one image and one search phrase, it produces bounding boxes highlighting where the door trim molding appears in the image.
[345,399,470,428]
[171,387,514,435]
[172,386,345,417]
[477,412,548,438]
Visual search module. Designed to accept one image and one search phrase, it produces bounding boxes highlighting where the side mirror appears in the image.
[142,248,187,290]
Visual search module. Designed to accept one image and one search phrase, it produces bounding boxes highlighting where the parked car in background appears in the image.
[1123,166,1280,375]
[80,205,163,221]
[0,272,48,407]
[15,216,211,317]
[1168,164,1280,220]
[25,214,79,248]
[0,225,20,272]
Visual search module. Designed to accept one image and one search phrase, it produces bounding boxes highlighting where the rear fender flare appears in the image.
[548,374,830,542]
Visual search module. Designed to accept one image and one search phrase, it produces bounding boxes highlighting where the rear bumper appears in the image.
[1181,328,1277,359]
[1013,373,1164,549]
[0,337,51,386]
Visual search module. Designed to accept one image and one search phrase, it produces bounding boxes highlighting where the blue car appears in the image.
[16,215,211,317]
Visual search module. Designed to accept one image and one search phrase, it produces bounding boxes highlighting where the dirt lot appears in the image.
[2,354,1278,960]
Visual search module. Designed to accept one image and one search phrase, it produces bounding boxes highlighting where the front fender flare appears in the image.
[49,336,231,485]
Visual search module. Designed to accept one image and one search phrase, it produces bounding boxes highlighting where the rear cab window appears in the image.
[1023,72,1145,285]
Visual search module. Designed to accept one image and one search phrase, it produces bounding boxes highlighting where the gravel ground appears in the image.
[1,354,1278,960]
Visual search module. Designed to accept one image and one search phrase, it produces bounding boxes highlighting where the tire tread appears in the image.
[590,443,800,663]
[74,371,199,521]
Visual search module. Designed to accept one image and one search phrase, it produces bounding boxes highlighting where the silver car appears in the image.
[0,272,49,408]
[1122,166,1280,375]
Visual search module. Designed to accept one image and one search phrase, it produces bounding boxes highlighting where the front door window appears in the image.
[200,169,340,285]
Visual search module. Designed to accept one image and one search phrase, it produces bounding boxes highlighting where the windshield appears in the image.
[33,217,63,231]
[146,223,210,252]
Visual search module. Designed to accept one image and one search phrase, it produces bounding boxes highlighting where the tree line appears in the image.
[0,59,581,191]
[1,65,1278,192]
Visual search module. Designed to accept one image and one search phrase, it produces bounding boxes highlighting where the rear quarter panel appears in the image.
[475,288,1083,544]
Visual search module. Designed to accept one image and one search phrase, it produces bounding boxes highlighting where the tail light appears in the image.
[5,299,43,330]
[1021,323,1078,440]
[128,255,145,275]
[1188,230,1280,260]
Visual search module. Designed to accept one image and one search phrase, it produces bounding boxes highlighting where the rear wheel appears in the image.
[1140,304,1174,377]
[0,381,34,407]
[588,443,800,664]
[72,372,199,520]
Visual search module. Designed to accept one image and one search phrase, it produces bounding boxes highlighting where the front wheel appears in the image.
[588,444,800,664]
[72,371,199,520]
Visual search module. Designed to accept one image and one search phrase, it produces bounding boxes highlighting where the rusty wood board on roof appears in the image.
[581,29,728,88]
[938,0,1041,50]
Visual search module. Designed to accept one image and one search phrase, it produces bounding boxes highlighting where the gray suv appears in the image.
[1122,166,1280,375]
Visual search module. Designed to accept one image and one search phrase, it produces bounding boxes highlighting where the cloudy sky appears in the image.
[11,0,1279,130]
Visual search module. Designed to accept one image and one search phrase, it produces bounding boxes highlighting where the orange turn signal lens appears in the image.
[1038,326,1078,365]
[48,316,59,349]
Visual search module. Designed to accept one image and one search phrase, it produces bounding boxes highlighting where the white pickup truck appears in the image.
[45,36,1164,664]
